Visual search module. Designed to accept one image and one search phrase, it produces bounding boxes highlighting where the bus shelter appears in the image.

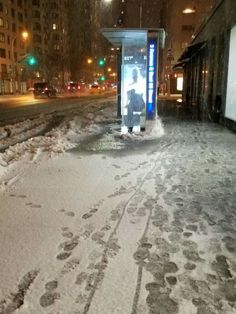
[101,28,165,133]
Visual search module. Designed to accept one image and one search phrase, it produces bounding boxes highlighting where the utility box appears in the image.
[101,28,165,134]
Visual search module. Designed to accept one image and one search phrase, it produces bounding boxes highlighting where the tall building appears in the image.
[0,0,70,94]
[104,0,216,95]
[0,0,29,93]
[111,0,163,28]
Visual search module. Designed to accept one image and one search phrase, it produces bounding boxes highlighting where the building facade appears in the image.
[161,0,215,95]
[0,0,29,93]
[179,0,236,131]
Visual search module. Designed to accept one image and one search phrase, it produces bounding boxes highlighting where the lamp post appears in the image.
[11,30,29,94]
[87,58,94,82]
[139,0,143,28]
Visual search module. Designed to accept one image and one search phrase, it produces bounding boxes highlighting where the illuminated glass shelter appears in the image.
[101,28,165,133]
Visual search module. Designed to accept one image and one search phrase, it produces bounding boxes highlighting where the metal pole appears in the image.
[139,0,142,28]
[11,36,17,94]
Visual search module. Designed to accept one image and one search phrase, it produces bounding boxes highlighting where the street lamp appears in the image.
[11,30,29,94]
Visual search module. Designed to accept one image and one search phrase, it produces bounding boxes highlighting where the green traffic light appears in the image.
[100,75,106,81]
[28,55,37,66]
[98,58,105,66]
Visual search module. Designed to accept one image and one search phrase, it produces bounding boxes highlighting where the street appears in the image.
[0,91,115,124]
[0,100,236,314]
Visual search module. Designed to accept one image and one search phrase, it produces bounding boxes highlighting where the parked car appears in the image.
[66,81,85,93]
[66,82,78,92]
[89,83,102,94]
[33,82,57,98]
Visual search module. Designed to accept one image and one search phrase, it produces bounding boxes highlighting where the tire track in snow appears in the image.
[81,140,176,314]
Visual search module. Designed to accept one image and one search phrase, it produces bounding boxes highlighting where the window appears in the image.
[52,23,57,30]
[33,10,40,18]
[33,34,41,43]
[18,12,23,22]
[53,34,60,41]
[1,64,7,78]
[1,64,7,73]
[34,46,42,54]
[0,32,5,42]
[11,8,15,18]
[17,0,22,7]
[182,25,194,32]
[5,20,9,29]
[181,42,188,49]
[0,17,3,27]
[51,2,58,10]
[54,44,60,50]
[0,3,3,12]
[0,48,6,58]
[33,22,41,31]
[52,12,58,19]
[32,0,39,6]
[12,23,16,32]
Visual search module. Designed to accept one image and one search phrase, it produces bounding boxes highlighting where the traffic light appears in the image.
[98,58,105,67]
[100,75,106,81]
[27,55,37,66]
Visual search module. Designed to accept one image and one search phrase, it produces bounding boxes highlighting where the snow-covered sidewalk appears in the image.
[0,102,236,314]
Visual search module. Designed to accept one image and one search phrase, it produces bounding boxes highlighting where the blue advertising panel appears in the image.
[146,37,158,120]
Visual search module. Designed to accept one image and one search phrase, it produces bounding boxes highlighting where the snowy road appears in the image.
[0,100,236,314]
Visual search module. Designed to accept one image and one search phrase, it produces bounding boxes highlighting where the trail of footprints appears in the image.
[0,270,39,313]
[82,199,104,220]
[6,191,115,310]
[38,204,118,310]
[9,193,42,208]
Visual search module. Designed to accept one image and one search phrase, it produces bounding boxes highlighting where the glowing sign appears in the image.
[147,38,157,119]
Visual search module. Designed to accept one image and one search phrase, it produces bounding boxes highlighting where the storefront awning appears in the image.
[178,41,206,62]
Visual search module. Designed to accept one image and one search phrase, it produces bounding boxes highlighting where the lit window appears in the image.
[182,25,194,32]
[0,17,4,27]
[54,44,60,50]
[177,77,183,91]
[52,23,57,30]
[182,8,196,14]
[181,42,188,49]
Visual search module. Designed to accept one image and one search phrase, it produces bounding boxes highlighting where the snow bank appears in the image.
[0,104,164,183]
